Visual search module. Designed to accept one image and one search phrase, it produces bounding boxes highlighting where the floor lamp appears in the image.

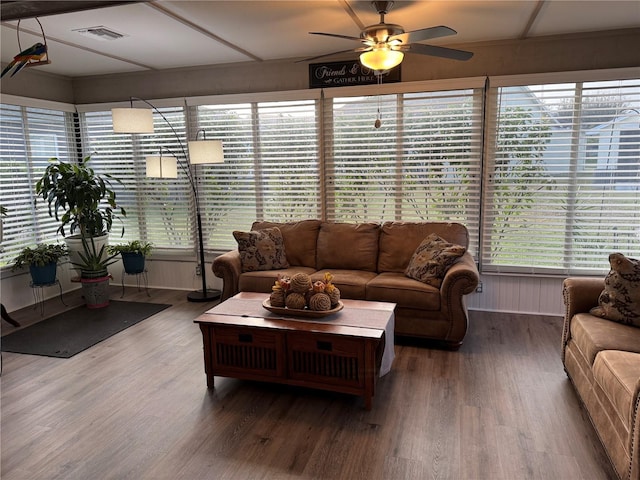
[112,98,223,302]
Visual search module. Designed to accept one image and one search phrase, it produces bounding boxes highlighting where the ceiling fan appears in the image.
[307,1,473,70]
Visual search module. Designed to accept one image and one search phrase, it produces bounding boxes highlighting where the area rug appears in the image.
[1,301,171,358]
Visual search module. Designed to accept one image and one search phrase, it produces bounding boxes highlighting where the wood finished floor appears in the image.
[1,287,616,480]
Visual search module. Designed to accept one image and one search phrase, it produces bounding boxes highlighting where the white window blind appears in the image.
[483,78,640,274]
[324,87,484,255]
[79,106,193,251]
[0,103,76,265]
[191,99,320,251]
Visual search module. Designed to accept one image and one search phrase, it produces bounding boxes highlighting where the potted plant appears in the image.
[11,243,69,285]
[35,155,126,271]
[73,237,120,309]
[108,240,153,274]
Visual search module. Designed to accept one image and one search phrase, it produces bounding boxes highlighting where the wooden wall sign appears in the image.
[309,60,401,89]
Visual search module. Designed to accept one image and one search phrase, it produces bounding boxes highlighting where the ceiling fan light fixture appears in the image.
[360,48,404,71]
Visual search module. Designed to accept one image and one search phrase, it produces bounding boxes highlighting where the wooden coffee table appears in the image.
[194,292,395,409]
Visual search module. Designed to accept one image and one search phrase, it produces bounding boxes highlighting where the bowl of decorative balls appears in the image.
[263,272,343,318]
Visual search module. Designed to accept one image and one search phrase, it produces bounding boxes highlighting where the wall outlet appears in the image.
[476,282,483,293]
[195,264,202,276]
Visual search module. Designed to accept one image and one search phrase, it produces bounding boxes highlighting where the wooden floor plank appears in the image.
[1,289,617,479]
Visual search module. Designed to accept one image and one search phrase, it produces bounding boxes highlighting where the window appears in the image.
[79,106,193,252]
[483,76,640,273]
[324,81,484,255]
[80,96,321,254]
[3,69,638,276]
[190,96,321,251]
[0,102,76,265]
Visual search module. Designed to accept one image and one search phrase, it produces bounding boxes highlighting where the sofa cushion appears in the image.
[405,233,466,288]
[366,272,440,310]
[252,220,321,268]
[593,350,640,428]
[233,227,289,272]
[378,221,470,273]
[590,253,640,327]
[239,267,317,294]
[570,312,640,366]
[311,269,377,299]
[316,222,380,272]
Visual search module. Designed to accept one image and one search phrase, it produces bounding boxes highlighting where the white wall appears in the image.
[467,274,566,316]
[3,257,567,317]
[1,258,223,313]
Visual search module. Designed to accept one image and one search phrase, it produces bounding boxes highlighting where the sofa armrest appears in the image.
[561,277,604,363]
[212,250,242,301]
[632,378,640,480]
[441,252,479,295]
[562,277,604,319]
[439,252,480,345]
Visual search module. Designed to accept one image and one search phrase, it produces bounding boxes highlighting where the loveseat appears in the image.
[212,220,479,348]
[562,277,640,480]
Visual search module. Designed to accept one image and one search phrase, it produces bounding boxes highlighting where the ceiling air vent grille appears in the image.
[73,26,127,41]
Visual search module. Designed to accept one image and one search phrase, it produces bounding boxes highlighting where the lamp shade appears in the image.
[146,156,177,178]
[112,108,154,133]
[188,140,224,164]
[360,48,404,71]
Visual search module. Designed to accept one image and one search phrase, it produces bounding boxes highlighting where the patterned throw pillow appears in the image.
[590,253,640,327]
[233,227,289,272]
[405,233,466,287]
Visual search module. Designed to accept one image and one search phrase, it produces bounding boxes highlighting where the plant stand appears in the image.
[121,270,150,298]
[30,280,67,316]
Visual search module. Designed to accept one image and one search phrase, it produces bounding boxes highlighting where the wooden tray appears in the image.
[262,299,343,318]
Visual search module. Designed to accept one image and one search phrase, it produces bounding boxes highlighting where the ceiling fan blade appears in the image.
[390,26,456,45]
[296,49,359,63]
[309,32,364,42]
[409,43,473,61]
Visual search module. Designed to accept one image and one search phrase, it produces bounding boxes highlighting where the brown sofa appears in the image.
[212,220,479,348]
[562,277,640,480]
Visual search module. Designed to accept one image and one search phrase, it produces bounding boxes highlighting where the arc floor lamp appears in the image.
[112,98,223,302]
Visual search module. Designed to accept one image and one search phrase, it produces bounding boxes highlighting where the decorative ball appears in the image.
[327,286,340,306]
[285,292,307,310]
[309,292,332,311]
[277,276,291,291]
[269,290,286,307]
[290,272,312,293]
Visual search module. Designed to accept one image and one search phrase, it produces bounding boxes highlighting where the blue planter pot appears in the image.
[121,253,145,274]
[30,262,57,285]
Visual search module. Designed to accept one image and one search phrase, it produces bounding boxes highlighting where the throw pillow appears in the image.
[405,233,466,287]
[590,253,640,327]
[233,227,289,272]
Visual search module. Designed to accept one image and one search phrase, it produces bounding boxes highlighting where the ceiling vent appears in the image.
[73,26,127,41]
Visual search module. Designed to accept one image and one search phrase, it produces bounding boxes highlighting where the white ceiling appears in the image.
[1,0,639,78]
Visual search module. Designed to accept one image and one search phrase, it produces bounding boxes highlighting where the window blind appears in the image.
[79,106,192,251]
[190,99,321,251]
[324,87,484,255]
[0,104,76,265]
[482,78,640,274]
